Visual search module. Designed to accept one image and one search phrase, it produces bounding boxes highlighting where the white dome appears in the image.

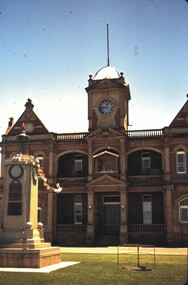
[93,65,121,80]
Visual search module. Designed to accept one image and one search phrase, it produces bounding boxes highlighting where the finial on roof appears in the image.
[25,98,34,110]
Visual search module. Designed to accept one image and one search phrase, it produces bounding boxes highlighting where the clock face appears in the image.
[99,100,114,115]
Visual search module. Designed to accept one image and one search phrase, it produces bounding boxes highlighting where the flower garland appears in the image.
[38,169,62,193]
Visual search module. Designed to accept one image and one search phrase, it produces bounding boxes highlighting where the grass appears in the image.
[0,253,187,285]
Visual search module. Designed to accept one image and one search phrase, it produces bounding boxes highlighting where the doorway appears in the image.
[103,195,120,234]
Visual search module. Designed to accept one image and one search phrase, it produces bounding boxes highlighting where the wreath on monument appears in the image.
[38,169,62,193]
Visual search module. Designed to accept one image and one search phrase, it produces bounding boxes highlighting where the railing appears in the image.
[57,177,87,186]
[127,175,163,185]
[57,224,87,233]
[126,129,163,138]
[54,130,163,140]
[55,132,88,141]
[128,224,165,233]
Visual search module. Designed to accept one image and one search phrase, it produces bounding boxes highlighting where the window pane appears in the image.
[176,150,186,174]
[180,198,188,206]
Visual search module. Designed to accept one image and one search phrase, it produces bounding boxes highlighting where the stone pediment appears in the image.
[5,99,49,136]
[169,100,188,128]
[86,174,126,187]
[85,127,125,140]
[86,78,127,91]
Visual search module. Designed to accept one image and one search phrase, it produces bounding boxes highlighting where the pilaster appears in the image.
[120,138,126,180]
[119,186,128,245]
[88,140,93,181]
[86,187,94,245]
[164,184,174,244]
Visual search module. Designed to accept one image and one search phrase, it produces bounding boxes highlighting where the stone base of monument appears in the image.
[0,242,61,268]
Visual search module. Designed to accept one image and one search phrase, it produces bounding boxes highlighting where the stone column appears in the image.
[119,186,128,245]
[87,187,94,245]
[163,138,171,182]
[46,192,53,242]
[120,138,126,180]
[48,142,55,185]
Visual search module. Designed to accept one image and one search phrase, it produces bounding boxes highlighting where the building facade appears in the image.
[0,65,188,246]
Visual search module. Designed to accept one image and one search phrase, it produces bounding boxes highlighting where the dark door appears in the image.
[104,201,120,234]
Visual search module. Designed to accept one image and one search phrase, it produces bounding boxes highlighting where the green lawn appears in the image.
[0,253,187,285]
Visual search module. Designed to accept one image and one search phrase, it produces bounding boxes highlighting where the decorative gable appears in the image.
[169,100,188,128]
[5,99,49,136]
[85,126,124,140]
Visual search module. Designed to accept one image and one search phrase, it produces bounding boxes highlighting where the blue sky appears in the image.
[0,0,187,133]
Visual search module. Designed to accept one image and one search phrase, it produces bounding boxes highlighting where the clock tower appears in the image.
[86,65,131,131]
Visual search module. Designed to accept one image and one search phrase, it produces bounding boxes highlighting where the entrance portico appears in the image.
[86,175,128,245]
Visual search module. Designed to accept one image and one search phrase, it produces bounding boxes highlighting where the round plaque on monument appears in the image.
[9,165,24,180]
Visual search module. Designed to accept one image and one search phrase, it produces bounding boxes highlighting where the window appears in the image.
[74,158,83,172]
[143,194,152,224]
[74,195,82,224]
[179,198,188,223]
[36,154,44,169]
[176,148,186,174]
[73,155,83,176]
[142,152,151,174]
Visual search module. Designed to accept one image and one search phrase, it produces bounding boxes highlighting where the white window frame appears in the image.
[74,195,82,224]
[179,198,188,223]
[176,148,186,174]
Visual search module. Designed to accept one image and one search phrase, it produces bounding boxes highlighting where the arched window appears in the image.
[179,198,188,223]
[176,148,186,174]
[36,154,44,170]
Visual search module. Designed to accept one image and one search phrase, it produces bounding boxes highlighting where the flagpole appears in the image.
[107,24,110,66]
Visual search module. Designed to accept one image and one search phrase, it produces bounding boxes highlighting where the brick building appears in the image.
[0,65,188,246]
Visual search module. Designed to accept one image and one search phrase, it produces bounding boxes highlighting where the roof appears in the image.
[93,65,121,80]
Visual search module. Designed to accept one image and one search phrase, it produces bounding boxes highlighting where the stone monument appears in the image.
[0,128,61,268]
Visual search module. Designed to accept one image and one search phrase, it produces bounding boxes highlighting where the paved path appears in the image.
[61,246,188,255]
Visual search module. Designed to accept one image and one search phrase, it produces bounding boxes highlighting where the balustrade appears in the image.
[128,224,165,233]
[55,133,87,141]
[126,129,163,138]
[127,175,163,185]
[57,224,87,233]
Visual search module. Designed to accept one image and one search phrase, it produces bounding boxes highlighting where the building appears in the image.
[0,65,188,246]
